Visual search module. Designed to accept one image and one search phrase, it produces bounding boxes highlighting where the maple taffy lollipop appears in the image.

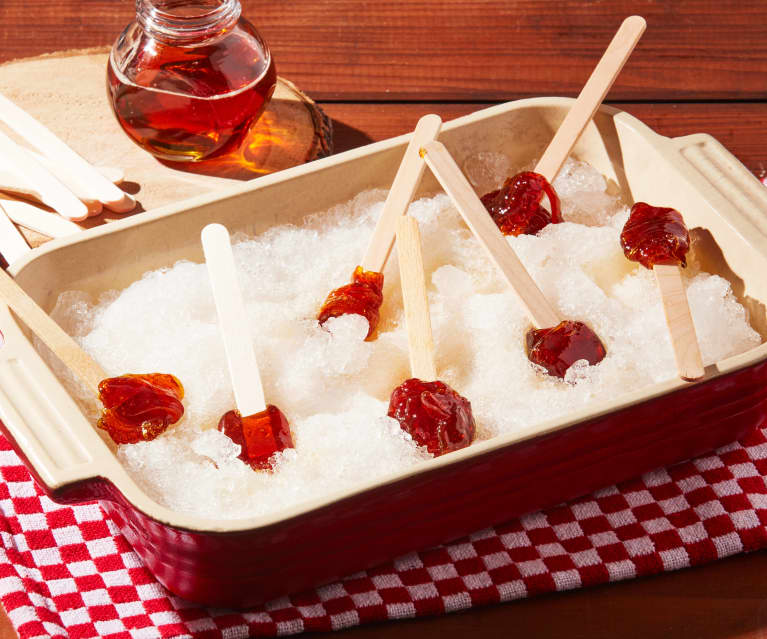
[387,215,475,456]
[0,267,184,444]
[317,114,442,339]
[620,202,704,381]
[201,224,293,470]
[421,141,606,378]
[481,16,646,237]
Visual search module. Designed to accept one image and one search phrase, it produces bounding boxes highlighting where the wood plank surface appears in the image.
[0,1,766,638]
[325,102,767,177]
[1,1,765,101]
[0,609,14,639]
[334,549,767,639]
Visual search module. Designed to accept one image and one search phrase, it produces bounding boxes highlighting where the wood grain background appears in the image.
[0,1,766,638]
[2,1,767,100]
[1,1,764,176]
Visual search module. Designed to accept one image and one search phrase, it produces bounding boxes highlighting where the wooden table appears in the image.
[0,1,766,637]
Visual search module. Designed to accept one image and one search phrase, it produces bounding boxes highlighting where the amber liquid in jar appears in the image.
[107,0,276,162]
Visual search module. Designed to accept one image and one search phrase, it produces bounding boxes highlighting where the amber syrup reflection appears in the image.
[108,20,277,162]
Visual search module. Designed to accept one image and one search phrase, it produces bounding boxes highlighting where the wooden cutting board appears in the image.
[0,48,332,248]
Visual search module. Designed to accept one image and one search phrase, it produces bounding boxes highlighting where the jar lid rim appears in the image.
[136,0,242,43]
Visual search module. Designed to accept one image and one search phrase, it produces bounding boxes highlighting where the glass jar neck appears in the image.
[136,0,241,45]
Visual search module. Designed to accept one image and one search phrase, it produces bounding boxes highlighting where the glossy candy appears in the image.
[218,405,293,470]
[388,378,475,456]
[481,171,563,236]
[526,321,607,378]
[97,373,185,444]
[318,266,384,339]
[620,202,691,269]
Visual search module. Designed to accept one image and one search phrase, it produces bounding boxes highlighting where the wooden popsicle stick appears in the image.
[102,195,136,215]
[30,158,124,186]
[396,215,437,381]
[29,152,104,216]
[421,141,561,329]
[0,203,30,265]
[95,166,125,185]
[0,174,101,217]
[0,267,105,394]
[654,264,705,381]
[30,154,128,214]
[0,162,124,193]
[0,156,127,217]
[1,198,83,238]
[201,223,267,417]
[361,114,442,273]
[534,15,646,182]
[0,92,135,212]
[0,130,89,221]
[0,169,39,199]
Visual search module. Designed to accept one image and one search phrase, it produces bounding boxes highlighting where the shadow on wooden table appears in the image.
[157,93,334,181]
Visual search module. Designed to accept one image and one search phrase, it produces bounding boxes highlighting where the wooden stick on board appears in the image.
[0,91,135,213]
[0,155,124,217]
[0,198,83,238]
[0,129,89,222]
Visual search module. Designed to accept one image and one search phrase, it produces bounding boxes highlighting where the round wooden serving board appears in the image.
[0,48,332,247]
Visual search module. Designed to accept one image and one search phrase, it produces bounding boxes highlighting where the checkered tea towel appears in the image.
[1,422,767,639]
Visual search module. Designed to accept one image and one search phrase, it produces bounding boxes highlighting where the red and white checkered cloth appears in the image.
[2,424,767,639]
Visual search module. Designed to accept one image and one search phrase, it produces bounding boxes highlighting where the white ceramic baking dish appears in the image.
[1,98,766,606]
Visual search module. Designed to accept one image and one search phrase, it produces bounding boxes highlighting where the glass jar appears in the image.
[107,0,277,162]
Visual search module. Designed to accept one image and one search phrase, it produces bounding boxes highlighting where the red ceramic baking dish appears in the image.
[1,98,766,607]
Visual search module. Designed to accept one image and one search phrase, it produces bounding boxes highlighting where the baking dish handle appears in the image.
[0,303,125,504]
[667,133,767,244]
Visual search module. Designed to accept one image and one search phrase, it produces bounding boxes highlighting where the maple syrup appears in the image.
[107,0,276,162]
[387,378,475,456]
[481,171,563,236]
[620,202,691,269]
[318,266,385,340]
[526,320,606,378]
[97,373,185,444]
[218,405,294,470]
